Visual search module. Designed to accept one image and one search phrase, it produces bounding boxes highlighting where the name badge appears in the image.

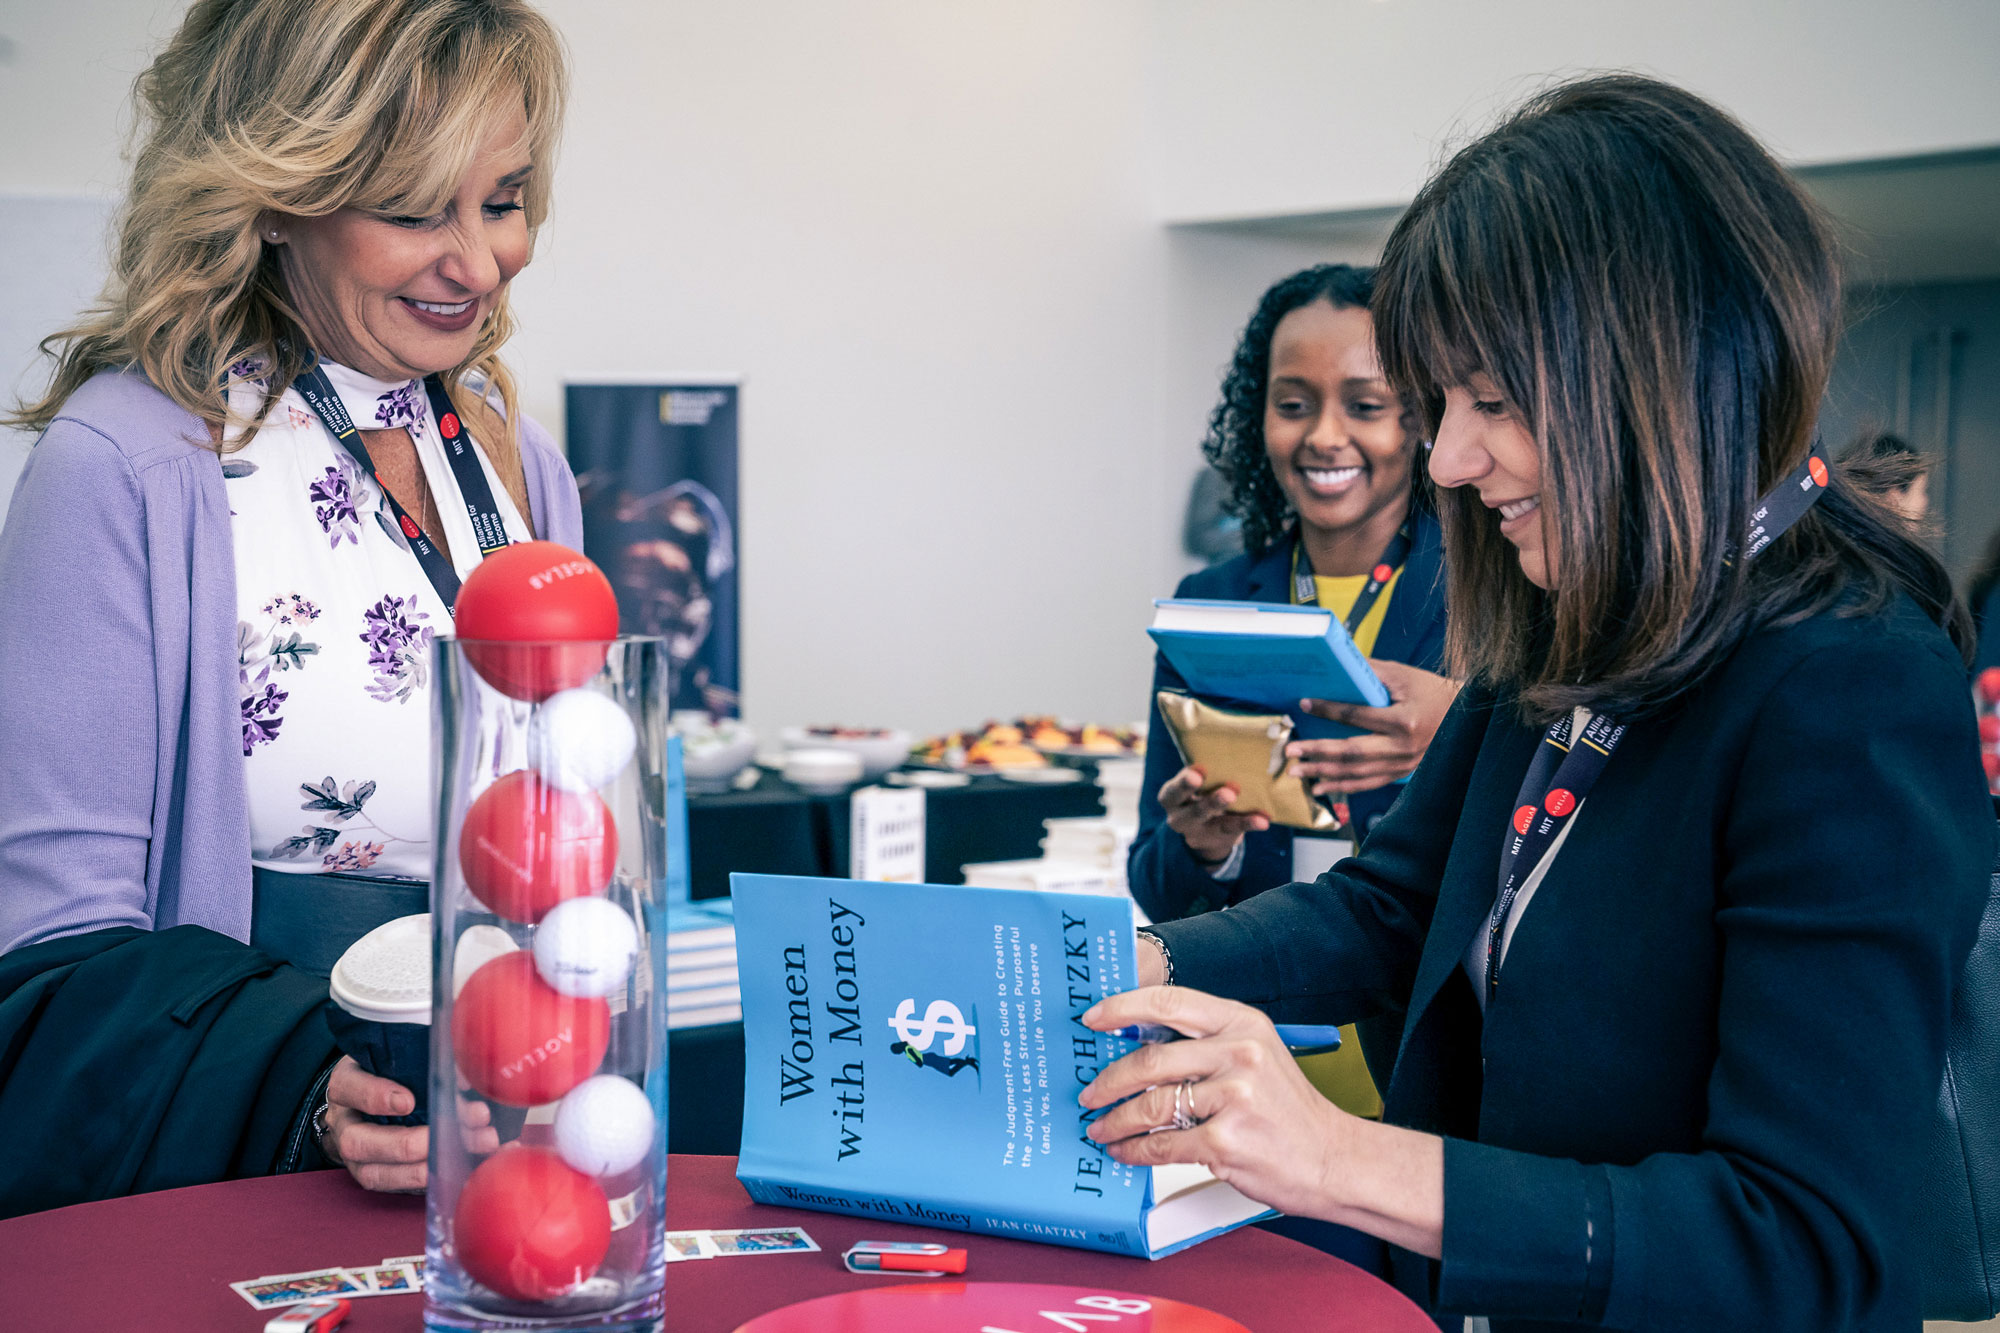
[1292,835,1353,884]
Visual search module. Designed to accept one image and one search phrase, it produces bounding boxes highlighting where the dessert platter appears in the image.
[909,717,1145,774]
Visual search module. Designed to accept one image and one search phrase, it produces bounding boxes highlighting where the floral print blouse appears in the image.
[224,358,532,880]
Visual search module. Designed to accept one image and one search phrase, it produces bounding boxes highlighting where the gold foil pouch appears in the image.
[1153,690,1337,832]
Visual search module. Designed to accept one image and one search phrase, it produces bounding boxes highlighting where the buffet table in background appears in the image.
[0,1156,1435,1332]
[684,768,1106,900]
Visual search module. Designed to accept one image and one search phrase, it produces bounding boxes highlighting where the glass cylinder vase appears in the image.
[425,637,672,1333]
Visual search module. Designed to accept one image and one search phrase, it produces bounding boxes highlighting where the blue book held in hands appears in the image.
[731,873,1274,1259]
[1147,598,1390,712]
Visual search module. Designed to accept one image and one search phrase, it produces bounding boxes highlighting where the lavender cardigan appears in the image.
[0,370,583,954]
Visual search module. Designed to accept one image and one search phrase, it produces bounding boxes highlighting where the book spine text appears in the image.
[735,1173,1147,1259]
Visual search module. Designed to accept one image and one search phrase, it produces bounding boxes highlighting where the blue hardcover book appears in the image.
[1147,598,1390,712]
[731,873,1274,1258]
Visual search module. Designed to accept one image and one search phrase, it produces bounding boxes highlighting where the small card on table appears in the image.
[230,1256,426,1309]
[229,1268,368,1311]
[661,1226,819,1261]
[353,1261,422,1294]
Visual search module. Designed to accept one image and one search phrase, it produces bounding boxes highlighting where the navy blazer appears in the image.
[1127,508,1447,926]
[1152,593,1993,1330]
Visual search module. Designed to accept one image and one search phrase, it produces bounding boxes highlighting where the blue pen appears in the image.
[1114,1022,1342,1054]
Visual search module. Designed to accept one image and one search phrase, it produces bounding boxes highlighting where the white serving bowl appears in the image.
[782,747,866,794]
[671,713,758,791]
[780,727,912,780]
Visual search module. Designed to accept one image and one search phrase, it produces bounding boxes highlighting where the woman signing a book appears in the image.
[1128,263,1458,924]
[1084,75,1990,1332]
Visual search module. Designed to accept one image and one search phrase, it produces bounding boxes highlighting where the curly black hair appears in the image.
[1201,263,1419,557]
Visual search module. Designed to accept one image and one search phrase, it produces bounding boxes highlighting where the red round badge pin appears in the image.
[1372,563,1393,583]
[1807,455,1829,487]
[1545,788,1576,817]
[1513,805,1536,835]
[732,1283,1253,1333]
[440,411,461,440]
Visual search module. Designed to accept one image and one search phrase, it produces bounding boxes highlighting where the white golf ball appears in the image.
[532,896,638,998]
[529,688,637,793]
[554,1075,657,1177]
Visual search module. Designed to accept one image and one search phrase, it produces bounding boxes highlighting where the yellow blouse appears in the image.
[1311,567,1403,657]
[1291,566,1405,1119]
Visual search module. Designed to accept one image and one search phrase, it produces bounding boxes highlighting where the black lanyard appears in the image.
[1486,707,1626,1001]
[1484,443,1829,1002]
[291,361,511,612]
[1291,520,1415,635]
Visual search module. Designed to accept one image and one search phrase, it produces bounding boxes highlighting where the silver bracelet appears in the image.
[1138,929,1174,986]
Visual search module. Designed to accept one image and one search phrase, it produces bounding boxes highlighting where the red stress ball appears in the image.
[1979,667,2000,706]
[460,770,617,924]
[453,951,611,1105]
[455,541,620,701]
[454,1144,612,1302]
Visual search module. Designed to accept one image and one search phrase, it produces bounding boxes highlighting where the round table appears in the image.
[0,1155,1433,1332]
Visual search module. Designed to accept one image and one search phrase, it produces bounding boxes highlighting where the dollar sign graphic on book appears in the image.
[887,998,976,1055]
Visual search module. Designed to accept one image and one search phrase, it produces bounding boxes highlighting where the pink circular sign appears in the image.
[733,1281,1253,1333]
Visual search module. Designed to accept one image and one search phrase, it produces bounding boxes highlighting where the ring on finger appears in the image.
[1170,1079,1198,1132]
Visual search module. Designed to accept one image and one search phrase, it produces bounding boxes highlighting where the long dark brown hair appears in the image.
[1374,74,1970,720]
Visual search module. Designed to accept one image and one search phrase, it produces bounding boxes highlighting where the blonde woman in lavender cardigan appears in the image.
[0,0,578,1209]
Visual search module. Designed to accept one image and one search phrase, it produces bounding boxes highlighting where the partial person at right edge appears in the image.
[1965,528,2000,673]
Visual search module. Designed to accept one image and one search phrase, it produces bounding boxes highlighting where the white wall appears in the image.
[0,196,118,504]
[513,0,1170,736]
[0,1,172,502]
[7,0,2000,738]
[1144,0,2000,556]
[0,0,1180,738]
[0,1,174,196]
[1147,0,2000,222]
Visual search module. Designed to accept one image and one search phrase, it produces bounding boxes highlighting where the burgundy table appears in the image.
[0,1155,1433,1332]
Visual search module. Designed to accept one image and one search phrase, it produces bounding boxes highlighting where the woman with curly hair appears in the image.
[1127,265,1460,1131]
[0,0,573,1205]
[1129,265,1459,926]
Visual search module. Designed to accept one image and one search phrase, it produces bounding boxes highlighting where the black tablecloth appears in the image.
[685,769,1106,900]
[668,1020,747,1155]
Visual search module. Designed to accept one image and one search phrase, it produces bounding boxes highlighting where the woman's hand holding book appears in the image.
[1288,661,1460,796]
[1077,985,1445,1259]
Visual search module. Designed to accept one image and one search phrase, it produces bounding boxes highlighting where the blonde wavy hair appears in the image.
[11,0,568,518]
